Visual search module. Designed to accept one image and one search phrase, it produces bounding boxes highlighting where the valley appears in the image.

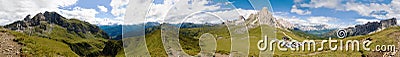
[116,7,400,57]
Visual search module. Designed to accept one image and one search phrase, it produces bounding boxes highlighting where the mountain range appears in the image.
[1,11,123,56]
[1,8,395,57]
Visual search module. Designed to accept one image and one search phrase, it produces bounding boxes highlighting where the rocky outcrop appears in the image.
[0,30,21,57]
[381,18,398,29]
[276,18,294,29]
[225,7,277,28]
[345,18,397,36]
[258,7,276,26]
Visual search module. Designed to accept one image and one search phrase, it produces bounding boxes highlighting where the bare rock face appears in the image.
[276,18,294,29]
[225,7,277,28]
[345,18,397,36]
[224,7,294,30]
[257,7,276,26]
[380,18,397,29]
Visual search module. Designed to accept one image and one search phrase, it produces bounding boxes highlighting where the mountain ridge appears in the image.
[4,11,109,39]
[1,11,123,56]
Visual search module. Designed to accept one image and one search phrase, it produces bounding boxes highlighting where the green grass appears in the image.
[272,26,400,57]
[3,28,79,56]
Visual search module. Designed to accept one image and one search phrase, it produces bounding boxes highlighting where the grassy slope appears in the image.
[273,26,400,56]
[2,28,79,56]
[140,25,262,56]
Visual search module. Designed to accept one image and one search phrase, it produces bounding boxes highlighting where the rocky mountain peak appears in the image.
[225,7,276,28]
[43,11,66,24]
[380,18,397,28]
[257,7,275,25]
[4,11,109,39]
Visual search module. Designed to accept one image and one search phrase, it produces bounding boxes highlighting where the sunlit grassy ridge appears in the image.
[2,29,79,56]
[1,18,123,56]
[140,25,266,56]
[273,26,400,57]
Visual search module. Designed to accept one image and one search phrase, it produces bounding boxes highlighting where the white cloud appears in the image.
[290,5,311,15]
[110,0,128,17]
[97,5,108,12]
[344,2,392,19]
[295,0,400,19]
[60,7,123,25]
[0,0,78,25]
[275,15,346,28]
[59,7,98,23]
[126,0,257,25]
[236,9,258,19]
[181,13,223,24]
[307,16,335,25]
[145,0,225,24]
[275,16,307,25]
[124,0,154,24]
[144,0,178,23]
[298,0,342,9]
[0,0,127,25]
[355,19,379,24]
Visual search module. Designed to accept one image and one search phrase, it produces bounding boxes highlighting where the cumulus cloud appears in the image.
[290,5,311,15]
[124,0,153,24]
[126,0,262,25]
[61,7,124,25]
[97,6,108,12]
[298,0,342,9]
[110,0,128,17]
[0,0,128,25]
[355,19,379,24]
[144,0,235,24]
[295,0,400,19]
[275,15,346,28]
[0,0,78,25]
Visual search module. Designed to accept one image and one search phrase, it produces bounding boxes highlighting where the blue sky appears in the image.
[142,0,273,24]
[269,0,400,28]
[3,0,395,27]
[60,0,116,19]
[144,0,400,28]
[58,0,127,25]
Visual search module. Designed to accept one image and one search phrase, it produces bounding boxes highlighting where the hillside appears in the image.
[322,18,398,38]
[1,11,123,57]
[131,21,400,57]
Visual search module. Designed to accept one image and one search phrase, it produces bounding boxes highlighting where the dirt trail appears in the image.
[0,31,21,57]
